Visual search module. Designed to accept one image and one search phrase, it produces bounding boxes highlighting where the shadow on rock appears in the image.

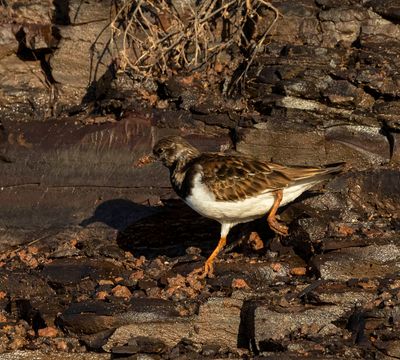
[116,200,221,259]
[80,198,222,259]
[80,198,157,231]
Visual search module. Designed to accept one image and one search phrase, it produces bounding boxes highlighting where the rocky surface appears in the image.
[0,169,399,358]
[1,0,400,359]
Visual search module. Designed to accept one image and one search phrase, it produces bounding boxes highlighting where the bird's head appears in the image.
[153,136,199,168]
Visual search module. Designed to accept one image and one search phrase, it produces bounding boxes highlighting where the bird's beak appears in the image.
[133,154,157,168]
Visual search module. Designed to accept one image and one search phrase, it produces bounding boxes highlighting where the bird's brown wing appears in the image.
[196,154,343,201]
[196,154,290,201]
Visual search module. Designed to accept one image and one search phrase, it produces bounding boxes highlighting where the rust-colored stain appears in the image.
[8,132,33,148]
[16,133,33,149]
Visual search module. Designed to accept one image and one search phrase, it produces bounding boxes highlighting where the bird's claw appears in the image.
[268,218,289,236]
[190,261,215,279]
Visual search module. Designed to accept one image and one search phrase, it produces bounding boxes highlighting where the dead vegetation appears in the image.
[110,0,280,91]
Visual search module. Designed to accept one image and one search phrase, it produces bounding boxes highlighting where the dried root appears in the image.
[110,0,280,90]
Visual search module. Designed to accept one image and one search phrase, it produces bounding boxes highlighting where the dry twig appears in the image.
[110,0,281,92]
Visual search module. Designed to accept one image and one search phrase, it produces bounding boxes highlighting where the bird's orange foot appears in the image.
[268,217,289,236]
[189,258,216,279]
[196,259,215,279]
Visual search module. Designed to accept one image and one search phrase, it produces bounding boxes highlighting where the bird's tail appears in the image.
[320,162,347,176]
[275,161,346,183]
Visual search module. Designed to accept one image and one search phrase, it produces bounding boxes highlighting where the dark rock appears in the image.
[137,279,158,291]
[60,298,181,336]
[0,270,55,300]
[201,344,221,357]
[81,328,115,350]
[111,336,167,355]
[42,258,125,286]
[191,113,237,129]
[322,80,374,108]
[355,50,400,96]
[366,0,400,23]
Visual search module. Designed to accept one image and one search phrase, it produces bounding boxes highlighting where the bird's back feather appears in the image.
[189,154,344,201]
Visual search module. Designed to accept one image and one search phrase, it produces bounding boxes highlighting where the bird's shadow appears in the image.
[80,198,221,259]
[79,198,157,231]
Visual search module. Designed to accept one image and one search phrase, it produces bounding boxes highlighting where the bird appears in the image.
[152,135,345,278]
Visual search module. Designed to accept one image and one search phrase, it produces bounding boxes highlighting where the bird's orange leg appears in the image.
[267,189,289,236]
[198,236,227,279]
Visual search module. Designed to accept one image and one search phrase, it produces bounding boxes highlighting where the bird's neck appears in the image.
[172,146,199,172]
[169,152,198,197]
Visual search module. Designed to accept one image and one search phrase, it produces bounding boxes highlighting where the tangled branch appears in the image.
[110,0,280,88]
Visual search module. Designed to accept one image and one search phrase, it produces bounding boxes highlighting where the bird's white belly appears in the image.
[184,174,314,224]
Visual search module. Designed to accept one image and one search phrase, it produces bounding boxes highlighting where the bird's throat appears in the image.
[169,157,196,199]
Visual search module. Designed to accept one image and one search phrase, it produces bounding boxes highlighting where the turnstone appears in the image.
[153,136,345,278]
